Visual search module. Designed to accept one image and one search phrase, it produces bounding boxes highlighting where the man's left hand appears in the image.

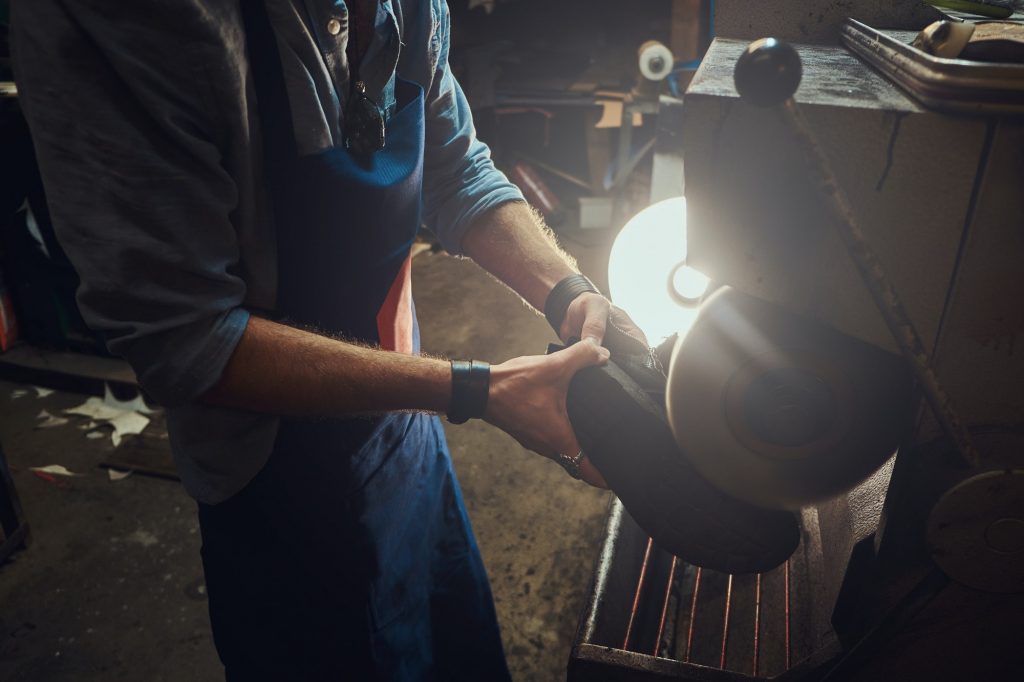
[559,293,648,347]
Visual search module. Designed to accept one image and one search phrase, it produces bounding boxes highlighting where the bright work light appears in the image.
[608,197,709,344]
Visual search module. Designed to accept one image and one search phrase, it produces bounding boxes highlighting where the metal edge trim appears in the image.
[841,21,1024,113]
[578,497,626,645]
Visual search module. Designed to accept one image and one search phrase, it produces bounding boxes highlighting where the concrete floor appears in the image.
[0,245,614,681]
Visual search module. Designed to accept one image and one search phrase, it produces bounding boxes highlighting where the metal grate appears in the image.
[569,501,825,682]
[617,538,805,679]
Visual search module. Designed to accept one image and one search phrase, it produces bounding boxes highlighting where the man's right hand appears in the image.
[204,316,611,488]
[484,339,610,488]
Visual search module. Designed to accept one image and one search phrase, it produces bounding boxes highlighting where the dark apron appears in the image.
[196,4,510,680]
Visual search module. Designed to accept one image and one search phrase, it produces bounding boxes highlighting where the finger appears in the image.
[555,336,610,372]
[559,317,573,344]
[580,306,608,346]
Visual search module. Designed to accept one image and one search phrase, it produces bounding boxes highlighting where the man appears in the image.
[12,1,642,678]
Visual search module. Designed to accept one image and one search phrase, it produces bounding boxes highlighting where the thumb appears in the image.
[558,337,611,373]
[580,308,608,346]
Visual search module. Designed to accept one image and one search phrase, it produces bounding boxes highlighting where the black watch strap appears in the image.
[447,360,490,424]
[544,274,600,335]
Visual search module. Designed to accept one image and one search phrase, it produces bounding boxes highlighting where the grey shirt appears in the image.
[11,0,523,503]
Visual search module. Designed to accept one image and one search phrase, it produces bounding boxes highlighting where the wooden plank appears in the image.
[99,436,178,481]
[99,412,178,480]
[0,344,137,397]
[671,0,703,63]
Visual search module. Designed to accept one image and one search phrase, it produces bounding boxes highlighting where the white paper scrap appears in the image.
[64,396,126,422]
[33,386,55,398]
[78,421,98,431]
[65,389,157,422]
[86,431,106,440]
[36,409,70,428]
[11,389,29,399]
[30,464,82,477]
[108,469,133,481]
[110,411,150,447]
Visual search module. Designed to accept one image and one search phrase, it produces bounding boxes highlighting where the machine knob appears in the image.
[733,38,803,107]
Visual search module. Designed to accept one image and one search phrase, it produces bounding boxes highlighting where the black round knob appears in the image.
[734,38,803,107]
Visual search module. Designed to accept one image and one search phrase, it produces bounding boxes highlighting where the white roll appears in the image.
[638,40,674,81]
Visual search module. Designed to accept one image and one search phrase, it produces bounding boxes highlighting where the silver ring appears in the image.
[557,451,585,480]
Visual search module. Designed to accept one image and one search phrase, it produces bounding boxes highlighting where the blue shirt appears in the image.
[11,0,524,503]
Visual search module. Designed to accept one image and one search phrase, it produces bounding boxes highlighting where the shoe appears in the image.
[555,323,801,574]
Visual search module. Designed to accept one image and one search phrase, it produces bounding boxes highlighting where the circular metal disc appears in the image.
[666,287,915,509]
[927,469,1024,593]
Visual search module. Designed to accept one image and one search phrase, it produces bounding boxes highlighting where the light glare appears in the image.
[671,265,711,302]
[608,197,708,344]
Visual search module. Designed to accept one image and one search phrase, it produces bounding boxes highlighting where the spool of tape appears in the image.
[638,40,674,81]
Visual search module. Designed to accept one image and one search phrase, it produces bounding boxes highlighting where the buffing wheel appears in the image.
[667,288,916,510]
[563,324,800,574]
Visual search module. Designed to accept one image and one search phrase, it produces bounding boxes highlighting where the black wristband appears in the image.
[544,274,600,335]
[447,360,490,424]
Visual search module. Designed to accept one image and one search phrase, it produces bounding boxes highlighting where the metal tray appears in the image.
[840,18,1024,114]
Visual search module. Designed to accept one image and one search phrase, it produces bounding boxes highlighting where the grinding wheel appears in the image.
[562,324,800,574]
[667,287,916,510]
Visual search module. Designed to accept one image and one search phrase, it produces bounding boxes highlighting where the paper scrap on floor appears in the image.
[33,385,55,398]
[64,383,155,447]
[109,411,150,447]
[36,409,70,428]
[65,396,129,422]
[108,468,133,481]
[30,464,82,477]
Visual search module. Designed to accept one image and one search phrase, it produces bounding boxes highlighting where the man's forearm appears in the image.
[462,200,643,347]
[203,316,450,417]
[461,201,578,311]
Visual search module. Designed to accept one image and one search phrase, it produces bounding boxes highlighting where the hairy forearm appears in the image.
[198,232,614,487]
[203,316,450,417]
[461,201,578,311]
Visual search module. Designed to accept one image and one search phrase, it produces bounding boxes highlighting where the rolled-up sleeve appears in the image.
[12,0,249,407]
[420,0,524,254]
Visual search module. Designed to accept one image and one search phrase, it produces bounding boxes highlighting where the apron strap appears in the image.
[241,0,299,162]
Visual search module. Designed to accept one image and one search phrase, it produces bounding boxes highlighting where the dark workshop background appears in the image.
[0,1,706,680]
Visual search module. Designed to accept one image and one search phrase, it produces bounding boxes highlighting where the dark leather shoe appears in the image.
[556,323,800,574]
